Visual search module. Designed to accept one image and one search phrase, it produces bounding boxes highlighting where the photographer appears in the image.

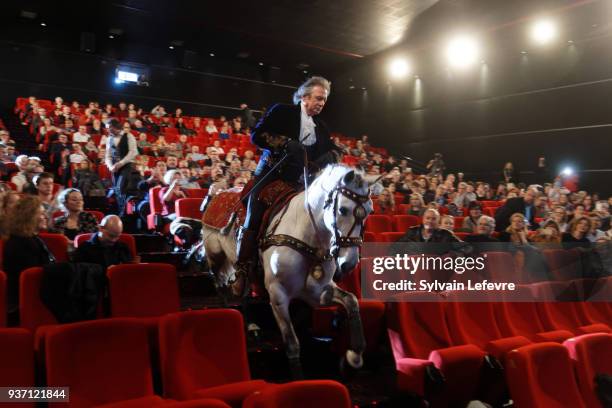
[427,152,446,178]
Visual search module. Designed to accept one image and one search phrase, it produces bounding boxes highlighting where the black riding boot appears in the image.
[233,226,258,297]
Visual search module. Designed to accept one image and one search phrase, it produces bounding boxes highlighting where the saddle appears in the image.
[202,179,300,241]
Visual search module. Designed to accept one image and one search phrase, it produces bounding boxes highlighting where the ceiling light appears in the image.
[388,58,410,79]
[168,45,174,50]
[209,53,215,57]
[40,22,47,27]
[445,35,479,69]
[108,35,115,39]
[530,19,557,45]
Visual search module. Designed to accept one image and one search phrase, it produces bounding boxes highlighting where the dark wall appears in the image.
[0,41,300,119]
[324,24,612,196]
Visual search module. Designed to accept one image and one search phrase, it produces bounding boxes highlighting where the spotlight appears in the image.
[445,35,479,69]
[168,45,174,50]
[530,19,557,45]
[259,62,264,66]
[209,53,215,57]
[108,35,115,39]
[561,167,573,176]
[40,22,47,27]
[114,78,123,85]
[388,58,410,79]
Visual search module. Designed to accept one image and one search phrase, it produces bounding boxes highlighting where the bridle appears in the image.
[324,185,370,255]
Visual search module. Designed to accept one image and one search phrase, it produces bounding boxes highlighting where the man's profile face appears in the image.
[302,86,328,116]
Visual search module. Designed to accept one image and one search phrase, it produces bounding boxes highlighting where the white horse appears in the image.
[200,164,378,376]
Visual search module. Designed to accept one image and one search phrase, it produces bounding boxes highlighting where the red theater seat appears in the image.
[364,215,392,233]
[159,309,270,406]
[74,233,137,258]
[45,318,165,408]
[147,186,163,230]
[107,263,180,318]
[564,333,612,408]
[38,233,69,262]
[380,232,404,242]
[392,215,420,232]
[506,342,586,408]
[242,380,351,408]
[386,294,486,405]
[19,267,58,330]
[175,198,204,219]
[184,189,208,199]
[444,296,531,361]
[0,328,34,403]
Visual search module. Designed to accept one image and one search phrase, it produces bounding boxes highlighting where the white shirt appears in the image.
[299,103,316,146]
[105,132,138,170]
[72,132,90,143]
[69,152,87,164]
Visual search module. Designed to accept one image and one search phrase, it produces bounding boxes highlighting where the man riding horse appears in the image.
[234,76,341,296]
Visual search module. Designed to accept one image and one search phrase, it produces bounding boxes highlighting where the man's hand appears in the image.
[264,133,288,149]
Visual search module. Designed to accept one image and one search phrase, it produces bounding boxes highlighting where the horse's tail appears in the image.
[219,211,237,236]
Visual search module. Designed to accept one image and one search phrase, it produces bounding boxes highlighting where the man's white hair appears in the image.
[293,76,331,105]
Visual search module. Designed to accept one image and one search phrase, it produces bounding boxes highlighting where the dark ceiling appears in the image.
[1,0,610,87]
[0,0,438,75]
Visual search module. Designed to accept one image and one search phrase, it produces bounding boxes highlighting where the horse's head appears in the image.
[320,168,380,280]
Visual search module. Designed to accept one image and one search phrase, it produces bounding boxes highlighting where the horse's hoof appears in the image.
[346,349,363,369]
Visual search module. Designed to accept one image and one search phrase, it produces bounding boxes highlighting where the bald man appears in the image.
[73,215,135,269]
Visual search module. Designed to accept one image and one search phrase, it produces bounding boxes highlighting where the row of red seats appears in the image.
[385,278,611,405]
[0,309,351,408]
[147,191,208,232]
[365,214,469,232]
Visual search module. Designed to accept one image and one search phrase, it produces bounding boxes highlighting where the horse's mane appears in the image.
[312,164,369,193]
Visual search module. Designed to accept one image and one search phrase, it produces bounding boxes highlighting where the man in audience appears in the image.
[69,144,88,164]
[10,154,32,192]
[72,125,91,143]
[465,215,499,242]
[73,215,134,269]
[495,187,538,232]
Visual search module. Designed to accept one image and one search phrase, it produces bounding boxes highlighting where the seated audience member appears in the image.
[587,215,607,243]
[453,182,476,210]
[159,169,187,221]
[10,154,31,192]
[33,172,61,218]
[461,201,482,233]
[397,209,460,243]
[406,193,426,216]
[83,140,99,157]
[562,216,591,248]
[594,201,611,231]
[176,134,191,152]
[73,161,105,197]
[498,213,530,245]
[465,215,499,242]
[2,196,55,324]
[52,188,98,245]
[69,143,88,164]
[568,203,587,223]
[137,133,152,153]
[72,125,91,143]
[0,190,20,236]
[533,194,550,219]
[494,187,537,232]
[543,206,569,233]
[90,118,105,136]
[73,215,134,269]
[440,215,455,232]
[218,123,230,139]
[154,135,170,153]
[377,188,395,214]
[530,220,562,244]
[204,119,218,134]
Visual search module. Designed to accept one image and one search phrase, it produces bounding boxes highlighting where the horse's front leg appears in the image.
[268,281,303,379]
[321,284,366,369]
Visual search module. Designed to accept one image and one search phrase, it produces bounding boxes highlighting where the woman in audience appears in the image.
[461,201,482,233]
[544,205,569,232]
[3,196,55,325]
[465,215,499,242]
[440,214,455,232]
[499,213,530,245]
[52,188,98,245]
[530,220,562,244]
[376,188,395,215]
[0,190,20,236]
[561,216,591,248]
[159,169,187,222]
[406,193,425,216]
